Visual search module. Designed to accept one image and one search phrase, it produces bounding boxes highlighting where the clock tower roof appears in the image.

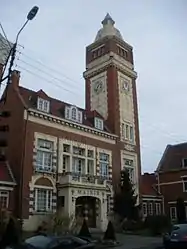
[95,13,123,42]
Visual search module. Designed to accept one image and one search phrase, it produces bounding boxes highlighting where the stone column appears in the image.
[100,195,108,231]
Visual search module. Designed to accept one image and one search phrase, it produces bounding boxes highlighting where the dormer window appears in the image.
[65,106,82,123]
[71,108,77,120]
[37,98,50,113]
[94,117,103,130]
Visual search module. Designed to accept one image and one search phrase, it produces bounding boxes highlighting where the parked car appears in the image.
[163,223,187,249]
[6,235,95,249]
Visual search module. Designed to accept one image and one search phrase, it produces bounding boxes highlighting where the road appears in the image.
[116,234,163,249]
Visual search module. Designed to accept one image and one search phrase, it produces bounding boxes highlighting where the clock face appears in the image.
[94,80,103,94]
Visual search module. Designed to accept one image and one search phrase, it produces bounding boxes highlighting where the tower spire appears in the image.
[102,13,115,26]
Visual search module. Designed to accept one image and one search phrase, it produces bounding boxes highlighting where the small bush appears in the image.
[144,215,171,235]
[103,221,116,241]
[79,219,91,238]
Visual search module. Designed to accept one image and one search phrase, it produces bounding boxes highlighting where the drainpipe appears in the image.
[55,137,60,211]
[19,108,28,231]
[156,171,165,214]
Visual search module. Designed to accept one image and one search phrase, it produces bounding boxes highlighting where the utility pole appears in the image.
[0,6,39,87]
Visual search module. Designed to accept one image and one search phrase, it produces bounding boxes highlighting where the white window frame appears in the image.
[148,203,153,215]
[71,107,77,120]
[36,139,54,172]
[155,203,161,215]
[34,188,53,212]
[37,97,50,113]
[123,158,135,184]
[95,117,103,130]
[182,158,187,168]
[65,106,82,123]
[72,157,85,174]
[170,207,177,220]
[0,191,9,208]
[142,202,147,217]
[182,178,187,192]
[65,106,70,119]
[99,152,109,178]
[122,123,134,142]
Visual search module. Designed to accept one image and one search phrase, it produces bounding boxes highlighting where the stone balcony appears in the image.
[57,172,109,188]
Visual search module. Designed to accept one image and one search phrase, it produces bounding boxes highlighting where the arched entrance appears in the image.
[75,196,100,228]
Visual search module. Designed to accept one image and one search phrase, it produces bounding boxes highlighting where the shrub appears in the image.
[0,216,20,247]
[78,219,91,238]
[144,215,171,235]
[103,221,116,241]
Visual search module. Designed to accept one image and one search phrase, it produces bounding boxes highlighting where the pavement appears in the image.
[116,234,163,249]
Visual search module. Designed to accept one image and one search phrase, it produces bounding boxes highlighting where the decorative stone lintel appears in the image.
[124,143,135,152]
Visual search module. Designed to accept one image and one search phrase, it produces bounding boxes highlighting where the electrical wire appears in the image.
[15,64,84,97]
[18,49,83,86]
[17,58,83,90]
[15,55,184,144]
[0,22,12,49]
[14,45,187,151]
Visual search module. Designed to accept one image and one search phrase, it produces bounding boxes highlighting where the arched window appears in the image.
[71,107,77,120]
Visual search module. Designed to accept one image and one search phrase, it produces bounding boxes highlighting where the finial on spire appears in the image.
[102,13,115,26]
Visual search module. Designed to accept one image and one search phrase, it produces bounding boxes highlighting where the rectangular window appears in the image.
[63,144,70,153]
[65,107,70,119]
[148,203,153,215]
[129,126,134,142]
[126,167,134,183]
[36,139,53,172]
[182,158,187,168]
[155,203,161,215]
[170,207,177,220]
[123,159,135,183]
[142,203,147,217]
[37,98,50,113]
[73,146,85,156]
[0,191,8,208]
[87,160,94,175]
[72,157,85,174]
[77,111,82,123]
[182,178,187,192]
[62,155,70,172]
[87,150,94,158]
[99,152,109,178]
[34,189,52,212]
[95,118,103,130]
[122,123,134,142]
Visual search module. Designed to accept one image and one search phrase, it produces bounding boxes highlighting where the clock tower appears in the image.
[83,14,141,202]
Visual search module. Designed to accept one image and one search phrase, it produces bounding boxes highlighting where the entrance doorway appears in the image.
[75,196,99,228]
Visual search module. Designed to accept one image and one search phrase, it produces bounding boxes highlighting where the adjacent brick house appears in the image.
[156,142,187,221]
[0,160,16,211]
[140,173,164,218]
[0,14,142,231]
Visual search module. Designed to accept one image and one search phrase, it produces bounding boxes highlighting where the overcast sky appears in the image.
[0,0,187,172]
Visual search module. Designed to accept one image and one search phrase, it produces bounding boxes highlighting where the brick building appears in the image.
[140,173,164,218]
[156,142,187,221]
[0,14,141,231]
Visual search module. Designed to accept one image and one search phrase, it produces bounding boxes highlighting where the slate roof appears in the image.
[156,142,187,172]
[18,86,112,133]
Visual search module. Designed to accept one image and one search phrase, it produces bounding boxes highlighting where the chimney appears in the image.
[11,70,20,88]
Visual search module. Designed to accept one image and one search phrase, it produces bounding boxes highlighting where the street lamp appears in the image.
[0,6,39,83]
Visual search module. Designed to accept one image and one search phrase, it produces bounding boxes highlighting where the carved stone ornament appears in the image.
[124,144,135,152]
